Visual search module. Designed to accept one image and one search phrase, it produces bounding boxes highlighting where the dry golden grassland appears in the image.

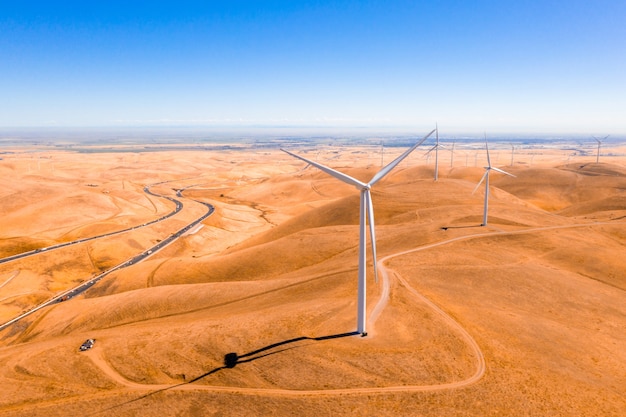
[0,142,624,416]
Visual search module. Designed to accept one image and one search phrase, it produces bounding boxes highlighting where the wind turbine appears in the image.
[424,124,441,181]
[450,140,456,167]
[593,135,609,163]
[473,136,516,227]
[282,129,436,336]
[510,144,515,166]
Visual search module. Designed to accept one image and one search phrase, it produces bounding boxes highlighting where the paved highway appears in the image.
[0,180,187,265]
[0,184,214,331]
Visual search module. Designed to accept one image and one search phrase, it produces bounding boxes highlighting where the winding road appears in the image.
[0,181,214,331]
[82,231,490,397]
[80,218,625,400]
[3,177,624,399]
[0,182,186,265]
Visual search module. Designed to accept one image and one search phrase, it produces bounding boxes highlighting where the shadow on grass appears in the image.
[440,225,484,230]
[91,331,359,415]
[222,331,359,370]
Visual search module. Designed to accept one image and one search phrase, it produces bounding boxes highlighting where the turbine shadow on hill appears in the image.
[221,331,360,370]
[440,225,483,230]
[92,331,359,416]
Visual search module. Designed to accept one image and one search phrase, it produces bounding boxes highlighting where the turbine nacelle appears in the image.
[593,135,609,144]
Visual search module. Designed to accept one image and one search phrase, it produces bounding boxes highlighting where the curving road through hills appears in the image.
[0,181,186,265]
[79,219,625,400]
[0,182,214,331]
[3,179,624,400]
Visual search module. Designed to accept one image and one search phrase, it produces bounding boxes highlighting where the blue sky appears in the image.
[1,1,625,134]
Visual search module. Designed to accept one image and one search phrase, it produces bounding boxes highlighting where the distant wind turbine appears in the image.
[473,136,516,227]
[510,144,515,167]
[593,135,609,163]
[424,124,442,181]
[282,129,436,335]
[450,140,456,167]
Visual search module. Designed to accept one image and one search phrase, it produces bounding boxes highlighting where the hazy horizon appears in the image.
[1,125,623,148]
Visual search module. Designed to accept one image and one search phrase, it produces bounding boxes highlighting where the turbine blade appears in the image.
[473,170,488,194]
[491,167,516,177]
[424,144,437,156]
[281,149,367,189]
[366,190,378,283]
[369,128,436,186]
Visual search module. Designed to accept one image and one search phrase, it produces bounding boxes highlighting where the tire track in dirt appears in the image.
[145,260,168,288]
[0,271,19,289]
[0,291,33,303]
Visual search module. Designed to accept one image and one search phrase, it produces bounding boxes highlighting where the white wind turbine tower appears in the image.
[450,140,456,167]
[473,136,516,227]
[510,144,515,166]
[424,124,441,181]
[593,135,609,163]
[282,129,436,335]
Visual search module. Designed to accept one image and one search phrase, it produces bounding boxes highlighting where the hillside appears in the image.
[0,147,624,416]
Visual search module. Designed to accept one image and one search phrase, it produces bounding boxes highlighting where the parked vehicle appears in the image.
[79,339,96,351]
